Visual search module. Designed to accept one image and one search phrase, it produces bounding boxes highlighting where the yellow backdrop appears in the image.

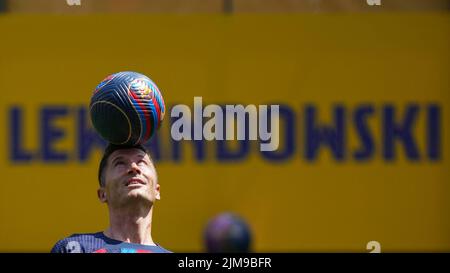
[0,13,448,252]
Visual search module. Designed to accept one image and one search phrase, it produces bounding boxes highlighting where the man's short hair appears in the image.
[98,143,152,187]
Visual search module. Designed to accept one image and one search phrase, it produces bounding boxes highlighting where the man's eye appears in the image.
[114,161,125,166]
[138,160,147,165]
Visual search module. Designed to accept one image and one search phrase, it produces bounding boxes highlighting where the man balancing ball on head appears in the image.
[51,143,171,253]
[52,72,169,253]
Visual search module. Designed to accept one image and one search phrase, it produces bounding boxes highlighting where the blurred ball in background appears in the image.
[204,212,252,253]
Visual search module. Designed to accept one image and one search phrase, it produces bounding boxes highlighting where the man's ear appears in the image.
[155,184,161,200]
[97,188,107,203]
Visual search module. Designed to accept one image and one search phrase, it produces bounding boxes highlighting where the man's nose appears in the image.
[127,162,141,175]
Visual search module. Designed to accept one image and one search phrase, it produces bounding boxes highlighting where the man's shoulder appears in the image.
[150,244,172,253]
[51,232,105,253]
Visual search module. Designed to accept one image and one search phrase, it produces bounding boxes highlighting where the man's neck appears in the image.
[105,205,155,246]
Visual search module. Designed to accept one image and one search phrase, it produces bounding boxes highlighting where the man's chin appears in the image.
[125,190,153,203]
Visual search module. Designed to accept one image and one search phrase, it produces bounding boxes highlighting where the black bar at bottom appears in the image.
[0,253,447,272]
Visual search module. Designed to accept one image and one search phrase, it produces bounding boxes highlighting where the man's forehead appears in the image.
[108,148,148,161]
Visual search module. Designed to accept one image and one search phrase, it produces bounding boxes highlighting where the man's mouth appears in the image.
[125,178,146,187]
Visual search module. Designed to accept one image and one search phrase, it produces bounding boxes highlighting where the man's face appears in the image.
[99,148,160,208]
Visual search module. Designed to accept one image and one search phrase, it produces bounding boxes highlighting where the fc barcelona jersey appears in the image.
[51,232,171,253]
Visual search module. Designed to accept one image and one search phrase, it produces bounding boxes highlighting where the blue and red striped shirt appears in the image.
[51,232,171,253]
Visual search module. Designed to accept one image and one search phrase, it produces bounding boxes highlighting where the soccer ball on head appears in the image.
[89,71,165,146]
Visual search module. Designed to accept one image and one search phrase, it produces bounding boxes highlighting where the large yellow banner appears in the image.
[0,13,448,252]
